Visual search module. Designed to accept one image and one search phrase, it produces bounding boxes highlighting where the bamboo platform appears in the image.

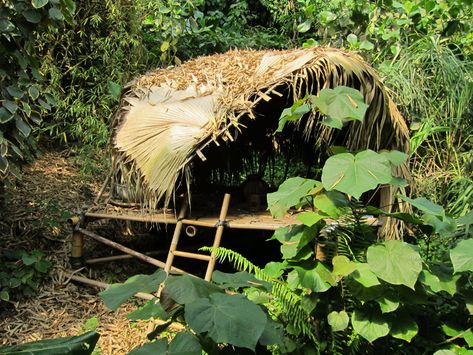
[84,203,300,231]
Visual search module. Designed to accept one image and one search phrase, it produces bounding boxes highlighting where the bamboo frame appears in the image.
[76,227,186,274]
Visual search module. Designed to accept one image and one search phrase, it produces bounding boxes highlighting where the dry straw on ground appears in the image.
[0,152,157,354]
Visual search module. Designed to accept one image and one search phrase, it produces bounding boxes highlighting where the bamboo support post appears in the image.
[70,216,84,268]
[71,230,84,259]
[205,193,231,281]
[164,199,189,275]
[66,274,154,301]
[76,227,186,273]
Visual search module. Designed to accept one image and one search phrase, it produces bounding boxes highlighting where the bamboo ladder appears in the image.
[164,193,231,281]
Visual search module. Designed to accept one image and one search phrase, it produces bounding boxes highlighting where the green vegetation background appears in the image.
[0,0,472,354]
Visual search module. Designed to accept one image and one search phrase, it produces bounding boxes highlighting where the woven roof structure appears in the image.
[109,46,410,238]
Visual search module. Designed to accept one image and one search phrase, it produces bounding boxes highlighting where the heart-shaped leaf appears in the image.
[322,150,392,199]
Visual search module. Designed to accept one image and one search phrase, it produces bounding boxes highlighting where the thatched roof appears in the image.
[109,46,410,236]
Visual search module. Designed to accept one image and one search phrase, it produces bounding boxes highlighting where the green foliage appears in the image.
[321,150,401,199]
[310,86,368,129]
[266,177,318,218]
[185,293,267,350]
[366,241,422,289]
[39,0,147,149]
[99,269,166,311]
[0,331,99,355]
[277,86,368,132]
[0,0,74,177]
[450,239,473,273]
[0,249,51,303]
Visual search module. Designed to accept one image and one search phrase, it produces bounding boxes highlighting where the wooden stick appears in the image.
[205,194,231,281]
[66,274,154,301]
[94,170,112,205]
[76,227,186,273]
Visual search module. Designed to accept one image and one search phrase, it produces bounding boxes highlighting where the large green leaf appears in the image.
[367,241,422,289]
[163,274,223,305]
[375,289,399,313]
[297,211,325,227]
[332,255,356,277]
[379,150,408,167]
[267,177,318,218]
[310,86,368,129]
[258,318,285,346]
[168,332,202,354]
[450,239,473,273]
[328,310,349,331]
[322,150,392,199]
[184,293,267,351]
[212,271,270,290]
[351,306,390,342]
[352,263,381,287]
[0,331,99,354]
[276,97,311,132]
[398,196,445,217]
[293,262,333,292]
[389,313,418,342]
[99,270,166,310]
[271,224,316,259]
[127,299,168,321]
[420,267,459,296]
[313,190,349,218]
[128,340,168,355]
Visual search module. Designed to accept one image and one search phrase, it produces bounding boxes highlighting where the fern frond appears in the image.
[200,246,266,279]
[201,246,318,343]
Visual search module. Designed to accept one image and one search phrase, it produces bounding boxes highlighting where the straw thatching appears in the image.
[109,46,410,238]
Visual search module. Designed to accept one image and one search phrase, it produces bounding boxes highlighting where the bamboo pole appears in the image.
[76,227,186,273]
[85,250,166,265]
[164,200,189,275]
[172,250,211,261]
[66,274,154,301]
[205,194,231,281]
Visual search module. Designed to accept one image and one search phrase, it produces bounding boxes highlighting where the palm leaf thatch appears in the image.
[110,46,410,239]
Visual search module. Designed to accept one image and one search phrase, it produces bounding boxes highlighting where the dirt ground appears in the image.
[0,150,163,354]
